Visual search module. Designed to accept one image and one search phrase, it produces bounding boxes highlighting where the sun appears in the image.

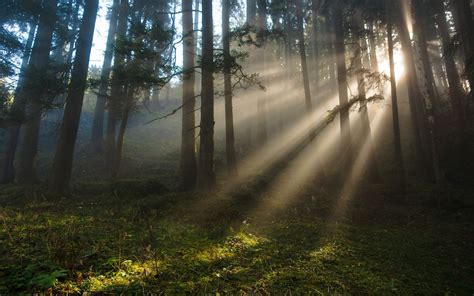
[379,48,406,81]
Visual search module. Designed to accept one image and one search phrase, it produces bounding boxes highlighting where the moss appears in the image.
[0,184,473,294]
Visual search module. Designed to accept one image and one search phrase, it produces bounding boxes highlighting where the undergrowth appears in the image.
[0,180,473,294]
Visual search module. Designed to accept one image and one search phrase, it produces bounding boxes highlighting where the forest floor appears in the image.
[0,178,473,294]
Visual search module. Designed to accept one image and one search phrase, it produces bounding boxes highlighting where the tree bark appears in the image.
[1,21,37,184]
[296,0,314,115]
[105,0,128,174]
[256,0,267,145]
[197,0,215,190]
[50,0,99,194]
[247,0,257,26]
[433,0,466,129]
[112,86,133,180]
[180,0,197,189]
[222,0,237,175]
[312,0,320,89]
[395,0,434,180]
[16,0,58,184]
[387,4,406,187]
[369,22,379,73]
[91,0,119,150]
[333,5,352,173]
[412,0,443,182]
[352,12,380,182]
[452,0,474,95]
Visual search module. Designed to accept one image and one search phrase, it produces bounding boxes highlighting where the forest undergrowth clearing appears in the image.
[0,180,473,294]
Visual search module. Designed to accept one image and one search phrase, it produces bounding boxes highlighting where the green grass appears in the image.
[0,182,473,294]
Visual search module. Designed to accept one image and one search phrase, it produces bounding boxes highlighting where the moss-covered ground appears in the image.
[0,180,473,294]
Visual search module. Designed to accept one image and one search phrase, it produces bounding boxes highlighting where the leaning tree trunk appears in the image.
[333,5,352,173]
[91,0,119,150]
[222,0,237,175]
[1,21,37,184]
[387,4,406,187]
[180,0,198,190]
[50,0,99,194]
[105,0,128,174]
[16,0,58,184]
[197,0,215,190]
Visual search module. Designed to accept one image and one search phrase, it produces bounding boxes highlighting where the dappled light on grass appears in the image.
[0,185,473,294]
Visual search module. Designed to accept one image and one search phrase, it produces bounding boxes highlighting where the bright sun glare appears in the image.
[380,49,406,81]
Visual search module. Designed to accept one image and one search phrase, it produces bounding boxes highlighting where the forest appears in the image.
[0,0,473,293]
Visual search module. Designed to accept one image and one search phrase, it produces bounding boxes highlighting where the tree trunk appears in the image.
[256,0,267,145]
[311,0,320,89]
[369,22,379,73]
[50,0,99,194]
[247,0,257,26]
[412,1,443,183]
[452,0,474,95]
[91,0,119,150]
[1,21,37,184]
[352,13,380,182]
[66,0,81,73]
[333,5,352,173]
[112,87,133,180]
[296,0,313,115]
[105,0,128,174]
[395,0,434,180]
[433,0,466,129]
[16,0,58,184]
[180,0,197,189]
[387,5,406,187]
[197,0,215,190]
[413,0,440,116]
[222,0,237,175]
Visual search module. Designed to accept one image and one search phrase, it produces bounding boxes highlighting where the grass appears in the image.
[0,180,473,294]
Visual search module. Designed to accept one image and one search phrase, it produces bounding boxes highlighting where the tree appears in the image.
[180,0,198,189]
[352,10,380,182]
[333,3,352,173]
[16,0,58,184]
[295,0,314,116]
[386,2,405,186]
[222,0,237,175]
[1,21,37,184]
[91,0,119,151]
[50,0,98,194]
[256,0,268,146]
[105,0,128,174]
[451,0,474,96]
[368,22,379,73]
[247,0,257,26]
[433,0,466,129]
[395,0,434,180]
[311,0,320,89]
[197,0,215,190]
